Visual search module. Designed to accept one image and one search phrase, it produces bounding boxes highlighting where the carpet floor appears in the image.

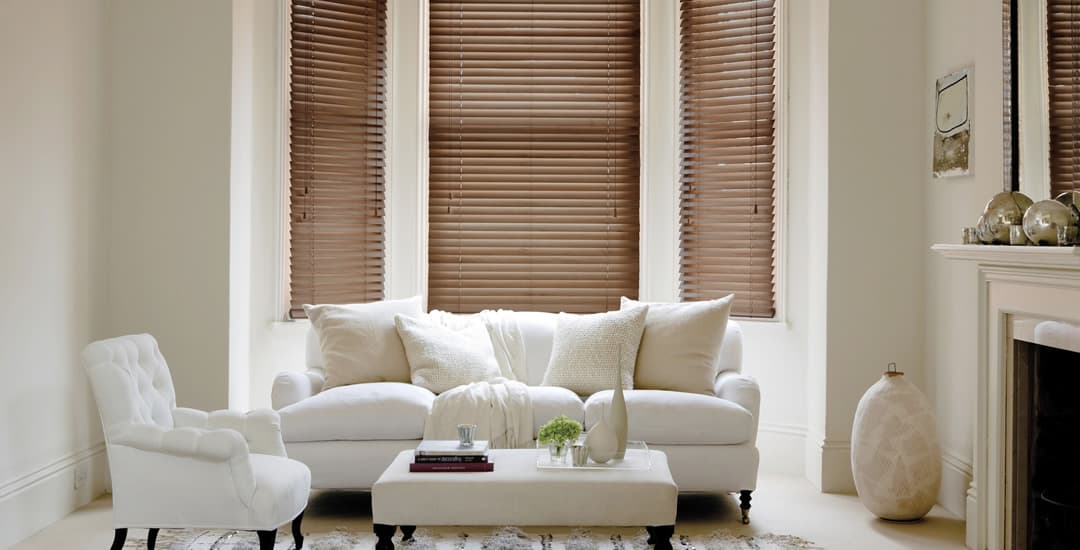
[124,525,819,549]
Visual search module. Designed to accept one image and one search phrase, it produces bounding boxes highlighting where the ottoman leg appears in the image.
[739,490,753,524]
[647,525,674,549]
[374,523,397,550]
[400,525,416,541]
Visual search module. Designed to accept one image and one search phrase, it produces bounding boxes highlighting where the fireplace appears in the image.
[1009,319,1080,550]
[932,244,1080,549]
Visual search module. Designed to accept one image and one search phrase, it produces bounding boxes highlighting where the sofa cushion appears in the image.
[584,390,753,445]
[304,296,423,389]
[527,386,585,437]
[541,306,648,395]
[621,295,734,395]
[280,383,435,442]
[395,313,502,393]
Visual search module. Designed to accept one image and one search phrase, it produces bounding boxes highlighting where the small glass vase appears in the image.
[548,441,568,464]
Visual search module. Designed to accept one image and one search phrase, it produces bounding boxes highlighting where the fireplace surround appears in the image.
[933,244,1080,550]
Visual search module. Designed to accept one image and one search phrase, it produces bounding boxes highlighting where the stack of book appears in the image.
[410,440,493,472]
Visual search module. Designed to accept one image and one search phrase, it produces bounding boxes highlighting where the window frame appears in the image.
[275,0,789,320]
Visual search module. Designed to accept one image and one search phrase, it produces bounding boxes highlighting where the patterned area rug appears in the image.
[125,526,820,549]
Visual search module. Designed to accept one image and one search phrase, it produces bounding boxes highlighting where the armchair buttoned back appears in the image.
[82,334,176,436]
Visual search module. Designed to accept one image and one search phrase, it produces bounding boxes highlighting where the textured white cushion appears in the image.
[526,386,585,437]
[621,295,733,395]
[541,306,648,395]
[280,382,435,442]
[395,314,503,394]
[304,296,423,389]
[584,390,753,445]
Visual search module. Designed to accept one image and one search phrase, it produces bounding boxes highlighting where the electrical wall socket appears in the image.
[73,463,89,491]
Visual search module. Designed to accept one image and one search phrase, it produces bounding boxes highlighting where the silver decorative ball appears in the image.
[977,192,1034,244]
[1023,199,1080,245]
[1056,190,1080,214]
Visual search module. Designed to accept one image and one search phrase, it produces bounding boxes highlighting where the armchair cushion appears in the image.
[173,408,287,457]
[584,390,753,445]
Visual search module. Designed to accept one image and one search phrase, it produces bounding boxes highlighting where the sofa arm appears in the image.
[715,371,761,444]
[272,369,325,410]
[110,424,256,505]
[173,408,287,457]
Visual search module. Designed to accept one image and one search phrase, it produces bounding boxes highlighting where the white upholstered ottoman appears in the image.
[372,448,678,549]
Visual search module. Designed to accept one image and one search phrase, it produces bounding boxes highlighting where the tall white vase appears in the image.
[585,415,617,464]
[850,365,941,521]
[610,364,628,459]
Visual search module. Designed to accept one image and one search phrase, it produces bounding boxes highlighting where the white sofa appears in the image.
[272,312,759,497]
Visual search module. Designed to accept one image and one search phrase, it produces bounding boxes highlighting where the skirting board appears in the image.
[758,422,807,476]
[939,449,973,520]
[0,442,109,548]
[804,433,856,494]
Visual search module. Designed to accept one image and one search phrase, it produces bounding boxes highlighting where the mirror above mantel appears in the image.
[1008,0,1080,200]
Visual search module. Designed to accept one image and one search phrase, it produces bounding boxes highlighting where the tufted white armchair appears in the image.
[82,334,311,550]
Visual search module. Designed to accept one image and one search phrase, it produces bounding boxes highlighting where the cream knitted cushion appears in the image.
[540,306,648,395]
[395,314,502,394]
[304,296,423,389]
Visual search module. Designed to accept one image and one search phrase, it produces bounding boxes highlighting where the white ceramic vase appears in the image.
[585,416,617,464]
[850,365,942,521]
[610,364,628,459]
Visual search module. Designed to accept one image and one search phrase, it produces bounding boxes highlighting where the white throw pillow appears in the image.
[395,314,503,394]
[621,295,733,395]
[304,296,423,389]
[540,306,648,395]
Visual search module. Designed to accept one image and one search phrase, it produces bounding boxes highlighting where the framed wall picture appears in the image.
[933,67,972,178]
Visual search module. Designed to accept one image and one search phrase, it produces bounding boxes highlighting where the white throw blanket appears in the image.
[423,379,532,449]
[423,310,533,448]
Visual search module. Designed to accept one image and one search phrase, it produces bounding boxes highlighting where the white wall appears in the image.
[924,0,1005,518]
[810,0,928,492]
[105,0,234,412]
[0,1,110,545]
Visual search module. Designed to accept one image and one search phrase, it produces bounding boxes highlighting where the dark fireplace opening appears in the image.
[1013,339,1080,550]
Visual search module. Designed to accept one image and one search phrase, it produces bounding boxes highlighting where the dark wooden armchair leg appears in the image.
[292,510,305,549]
[147,528,159,549]
[110,528,127,550]
[739,490,753,524]
[374,523,396,550]
[257,529,276,550]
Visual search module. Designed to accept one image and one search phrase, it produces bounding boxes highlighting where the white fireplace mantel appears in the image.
[933,243,1080,550]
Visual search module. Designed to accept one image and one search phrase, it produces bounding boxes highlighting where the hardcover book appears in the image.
[414,455,488,464]
[415,439,489,456]
[409,462,494,473]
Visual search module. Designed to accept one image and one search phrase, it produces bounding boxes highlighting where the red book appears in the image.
[409,461,495,473]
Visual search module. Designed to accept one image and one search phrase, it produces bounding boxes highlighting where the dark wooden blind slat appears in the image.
[1047,0,1080,195]
[288,0,387,318]
[678,0,777,318]
[428,0,641,314]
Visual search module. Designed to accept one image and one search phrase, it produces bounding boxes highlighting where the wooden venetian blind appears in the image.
[287,0,387,318]
[678,0,777,318]
[428,1,641,314]
[1048,0,1080,195]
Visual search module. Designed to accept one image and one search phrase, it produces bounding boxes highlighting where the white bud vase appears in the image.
[611,363,628,459]
[851,364,941,521]
[585,415,617,464]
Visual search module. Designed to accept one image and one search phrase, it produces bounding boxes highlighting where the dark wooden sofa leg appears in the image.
[292,510,305,548]
[740,490,753,524]
[257,529,276,550]
[646,525,674,549]
[147,528,159,549]
[374,523,397,550]
[110,528,127,550]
